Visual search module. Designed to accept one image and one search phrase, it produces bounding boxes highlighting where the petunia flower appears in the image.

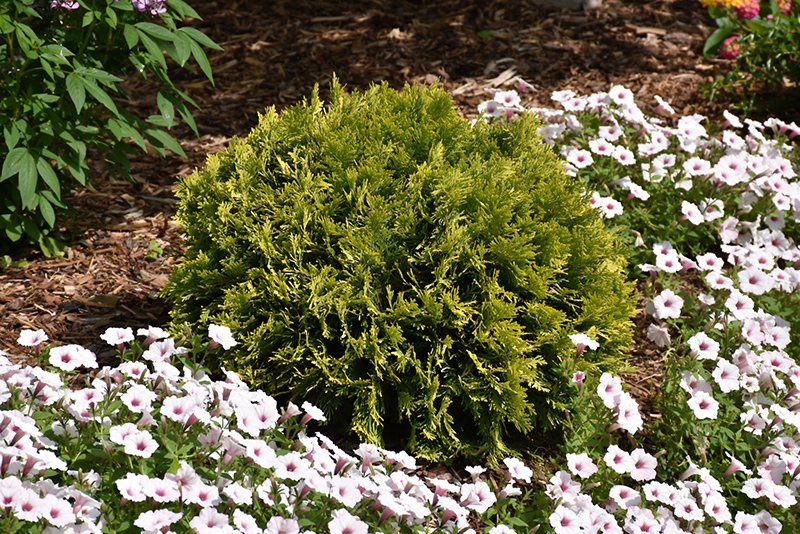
[208,323,238,350]
[18,329,49,348]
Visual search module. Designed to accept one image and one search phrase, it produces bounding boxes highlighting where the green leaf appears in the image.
[17,152,38,210]
[66,74,86,114]
[123,24,139,49]
[105,5,118,28]
[170,94,198,136]
[39,235,67,258]
[136,21,176,42]
[4,221,23,241]
[107,118,147,151]
[703,25,735,57]
[74,65,123,85]
[36,157,61,198]
[167,0,202,19]
[179,26,223,50]
[172,32,193,66]
[3,122,21,151]
[146,128,186,158]
[34,93,59,103]
[1,147,29,182]
[188,39,214,84]
[38,196,55,228]
[82,10,94,27]
[137,30,167,69]
[80,78,120,117]
[39,57,54,80]
[157,91,176,127]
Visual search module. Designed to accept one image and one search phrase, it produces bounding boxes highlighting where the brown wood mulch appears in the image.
[0,0,794,419]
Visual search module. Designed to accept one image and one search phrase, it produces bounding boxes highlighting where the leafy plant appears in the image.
[700,0,800,114]
[0,0,221,256]
[161,79,637,463]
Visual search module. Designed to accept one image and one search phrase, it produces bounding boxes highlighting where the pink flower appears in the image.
[597,373,623,408]
[189,507,230,532]
[17,329,48,347]
[328,509,369,534]
[566,452,598,479]
[134,509,183,531]
[604,444,634,474]
[735,0,760,19]
[40,494,76,527]
[646,324,671,347]
[687,331,720,360]
[48,345,96,371]
[503,457,533,483]
[712,359,741,392]
[233,509,262,534]
[680,201,704,225]
[629,449,658,481]
[651,289,683,319]
[720,36,741,59]
[549,505,581,534]
[209,323,237,350]
[100,327,134,347]
[687,390,720,420]
[616,393,643,434]
[265,516,300,534]
[123,430,159,459]
[608,484,641,508]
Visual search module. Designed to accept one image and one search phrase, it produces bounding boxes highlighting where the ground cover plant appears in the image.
[2,84,800,533]
[701,0,800,114]
[159,80,636,462]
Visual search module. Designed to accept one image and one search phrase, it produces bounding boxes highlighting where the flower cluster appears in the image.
[700,0,800,113]
[1,325,544,533]
[476,83,800,532]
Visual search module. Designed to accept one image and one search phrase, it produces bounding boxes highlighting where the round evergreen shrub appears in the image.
[162,80,636,462]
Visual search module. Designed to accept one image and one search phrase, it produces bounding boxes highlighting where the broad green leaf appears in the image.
[162,41,182,66]
[0,14,13,34]
[188,39,214,84]
[146,128,186,158]
[1,147,29,182]
[3,122,21,151]
[33,93,59,103]
[36,157,61,198]
[136,21,176,42]
[171,96,198,136]
[172,32,192,66]
[105,5,118,28]
[703,25,735,57]
[66,74,86,113]
[39,235,67,258]
[5,222,23,242]
[167,0,201,19]
[137,30,167,69]
[39,57,54,80]
[123,24,139,49]
[107,118,146,150]
[157,91,175,127]
[41,190,67,209]
[17,151,38,210]
[80,78,120,117]
[38,196,55,228]
[82,10,94,27]
[179,26,223,50]
[73,65,123,85]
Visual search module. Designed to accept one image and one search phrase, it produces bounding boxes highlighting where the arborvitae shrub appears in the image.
[162,80,636,462]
